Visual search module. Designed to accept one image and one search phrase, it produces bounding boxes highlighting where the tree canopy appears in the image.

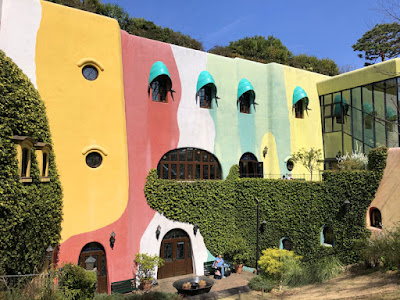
[45,0,204,50]
[352,22,400,65]
[209,36,339,76]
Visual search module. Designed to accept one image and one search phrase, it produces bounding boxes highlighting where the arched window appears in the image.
[239,153,263,178]
[148,61,174,103]
[36,142,51,182]
[12,136,35,182]
[370,208,382,228]
[21,148,30,177]
[279,237,293,251]
[293,86,309,119]
[157,148,222,180]
[321,226,334,246]
[237,79,256,114]
[196,71,218,109]
[286,159,294,172]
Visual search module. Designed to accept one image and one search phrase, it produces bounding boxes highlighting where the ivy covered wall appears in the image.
[0,50,63,275]
[145,148,387,266]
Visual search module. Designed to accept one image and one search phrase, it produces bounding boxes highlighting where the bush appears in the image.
[248,275,277,292]
[362,226,400,270]
[134,253,164,282]
[258,248,301,282]
[58,263,97,300]
[224,235,250,265]
[283,256,343,287]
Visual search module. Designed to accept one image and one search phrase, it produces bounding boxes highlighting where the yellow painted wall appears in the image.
[283,66,328,180]
[36,1,128,242]
[317,58,400,95]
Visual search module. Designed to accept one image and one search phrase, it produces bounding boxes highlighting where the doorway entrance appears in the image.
[158,229,193,279]
[78,242,108,293]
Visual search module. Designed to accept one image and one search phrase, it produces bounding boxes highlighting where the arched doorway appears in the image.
[78,242,108,293]
[158,229,193,279]
[370,208,382,228]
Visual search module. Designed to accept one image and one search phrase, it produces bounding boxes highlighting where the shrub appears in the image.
[58,263,97,300]
[362,226,400,270]
[248,275,277,292]
[258,248,301,282]
[337,147,368,170]
[134,253,164,282]
[224,235,250,265]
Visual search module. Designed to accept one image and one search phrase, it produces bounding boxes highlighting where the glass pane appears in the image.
[352,87,361,110]
[386,79,398,147]
[42,153,48,176]
[323,132,342,159]
[324,105,331,117]
[352,108,363,141]
[101,254,106,276]
[179,164,185,180]
[170,151,177,161]
[202,165,209,179]
[375,122,386,147]
[21,148,29,177]
[325,118,332,133]
[187,150,193,161]
[342,90,351,135]
[176,242,185,260]
[162,164,169,179]
[187,242,192,258]
[210,155,215,162]
[85,255,98,271]
[363,85,374,146]
[179,149,186,161]
[257,162,263,178]
[210,165,215,179]
[202,152,208,162]
[195,150,201,162]
[187,164,193,180]
[171,164,177,180]
[195,164,200,179]
[353,139,363,153]
[162,154,168,161]
[163,243,173,262]
[344,133,352,155]
[151,81,160,101]
[324,94,332,105]
[333,93,342,131]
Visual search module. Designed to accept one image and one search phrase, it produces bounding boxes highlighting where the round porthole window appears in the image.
[86,152,102,168]
[82,65,98,81]
[287,159,294,171]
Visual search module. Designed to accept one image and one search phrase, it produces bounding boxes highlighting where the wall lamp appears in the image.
[193,223,199,235]
[263,146,268,158]
[156,225,161,240]
[110,231,116,250]
[344,199,351,212]
[261,220,267,232]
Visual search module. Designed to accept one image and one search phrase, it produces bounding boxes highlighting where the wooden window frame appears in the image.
[157,148,222,180]
[151,75,170,103]
[239,153,263,178]
[199,85,212,109]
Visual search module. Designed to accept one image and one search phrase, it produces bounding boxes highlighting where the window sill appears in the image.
[40,177,51,182]
[20,177,32,183]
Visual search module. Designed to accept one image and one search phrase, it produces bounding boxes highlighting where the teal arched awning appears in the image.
[386,106,397,121]
[333,94,349,116]
[293,86,309,107]
[196,71,217,94]
[363,103,374,114]
[237,78,255,101]
[149,61,171,85]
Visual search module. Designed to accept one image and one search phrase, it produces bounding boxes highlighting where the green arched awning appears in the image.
[196,71,217,94]
[149,61,171,85]
[363,103,374,114]
[237,78,255,101]
[333,94,349,116]
[293,86,309,107]
[386,106,397,121]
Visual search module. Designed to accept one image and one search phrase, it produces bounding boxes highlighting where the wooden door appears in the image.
[79,250,108,293]
[158,236,193,279]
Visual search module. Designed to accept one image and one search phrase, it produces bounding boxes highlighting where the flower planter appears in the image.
[140,279,153,292]
[235,264,243,274]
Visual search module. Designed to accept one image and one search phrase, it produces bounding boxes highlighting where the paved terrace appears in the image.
[152,271,254,299]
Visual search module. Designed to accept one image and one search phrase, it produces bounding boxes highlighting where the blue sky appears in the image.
[105,0,390,71]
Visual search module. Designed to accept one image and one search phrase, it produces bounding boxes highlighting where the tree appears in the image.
[291,148,323,180]
[209,35,293,65]
[289,54,339,76]
[377,0,400,22]
[45,0,204,50]
[352,23,400,65]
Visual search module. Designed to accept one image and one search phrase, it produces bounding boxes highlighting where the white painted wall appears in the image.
[0,0,41,88]
[171,45,216,153]
[139,212,208,278]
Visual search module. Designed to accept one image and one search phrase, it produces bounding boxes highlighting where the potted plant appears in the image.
[225,236,249,274]
[134,253,164,291]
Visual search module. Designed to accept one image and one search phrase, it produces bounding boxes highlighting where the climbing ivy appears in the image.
[145,149,387,267]
[0,50,63,275]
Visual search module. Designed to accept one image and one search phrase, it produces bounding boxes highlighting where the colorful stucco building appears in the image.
[1,0,400,293]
